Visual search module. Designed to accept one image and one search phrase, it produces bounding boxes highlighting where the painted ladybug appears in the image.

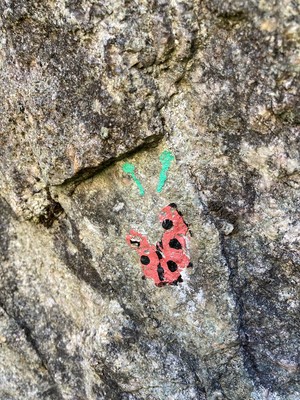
[126,204,192,286]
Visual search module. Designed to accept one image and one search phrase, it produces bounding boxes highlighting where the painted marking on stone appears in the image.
[126,203,192,287]
[122,163,145,196]
[157,150,175,193]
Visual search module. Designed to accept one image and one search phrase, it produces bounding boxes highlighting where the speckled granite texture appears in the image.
[0,1,299,399]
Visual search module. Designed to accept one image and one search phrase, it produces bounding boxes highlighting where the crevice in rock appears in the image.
[56,132,164,191]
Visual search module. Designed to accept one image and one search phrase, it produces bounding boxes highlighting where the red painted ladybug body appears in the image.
[126,204,192,286]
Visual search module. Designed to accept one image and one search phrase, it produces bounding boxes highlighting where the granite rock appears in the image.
[0,1,299,399]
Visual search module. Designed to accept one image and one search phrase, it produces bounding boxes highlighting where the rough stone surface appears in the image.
[0,1,299,399]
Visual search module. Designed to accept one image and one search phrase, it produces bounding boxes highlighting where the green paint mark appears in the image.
[157,150,175,193]
[122,163,145,196]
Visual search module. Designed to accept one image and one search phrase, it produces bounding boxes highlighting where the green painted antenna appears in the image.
[157,150,175,193]
[122,163,145,196]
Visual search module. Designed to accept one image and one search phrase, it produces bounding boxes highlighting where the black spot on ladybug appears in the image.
[177,275,183,283]
[141,255,150,265]
[156,250,163,259]
[130,239,140,247]
[169,238,182,250]
[169,203,177,209]
[157,264,165,281]
[162,219,173,230]
[167,260,178,272]
[187,262,193,268]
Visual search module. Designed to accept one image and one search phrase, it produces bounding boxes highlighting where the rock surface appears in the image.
[0,1,299,399]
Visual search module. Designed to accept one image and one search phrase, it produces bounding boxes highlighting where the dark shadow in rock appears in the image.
[0,196,15,261]
[54,216,116,298]
[222,235,300,395]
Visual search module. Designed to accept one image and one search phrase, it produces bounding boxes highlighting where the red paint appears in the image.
[126,229,160,282]
[159,204,189,236]
[126,204,191,286]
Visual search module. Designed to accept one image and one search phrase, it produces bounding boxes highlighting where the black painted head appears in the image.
[168,203,177,209]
